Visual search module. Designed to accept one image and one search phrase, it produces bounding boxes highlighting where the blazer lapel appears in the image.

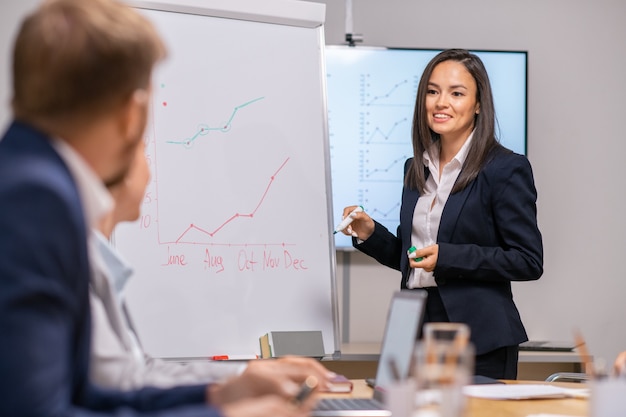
[438,183,472,242]
[400,186,419,240]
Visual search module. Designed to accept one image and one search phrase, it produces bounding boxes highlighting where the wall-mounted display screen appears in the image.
[326,46,528,249]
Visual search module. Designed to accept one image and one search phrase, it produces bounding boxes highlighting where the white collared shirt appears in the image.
[89,230,147,384]
[406,131,474,288]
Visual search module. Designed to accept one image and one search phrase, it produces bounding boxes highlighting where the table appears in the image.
[322,343,589,380]
[465,380,588,417]
[326,379,588,417]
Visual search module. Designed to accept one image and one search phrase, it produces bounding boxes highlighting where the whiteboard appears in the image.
[114,0,338,359]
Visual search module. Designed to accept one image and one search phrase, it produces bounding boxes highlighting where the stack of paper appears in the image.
[462,384,589,400]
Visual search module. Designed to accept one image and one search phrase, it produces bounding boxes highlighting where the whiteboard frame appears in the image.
[126,0,325,28]
[121,0,340,358]
[317,26,341,358]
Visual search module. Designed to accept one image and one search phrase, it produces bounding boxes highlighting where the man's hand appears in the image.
[208,356,335,405]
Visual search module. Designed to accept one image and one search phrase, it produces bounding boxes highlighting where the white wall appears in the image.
[312,0,626,365]
[0,0,39,131]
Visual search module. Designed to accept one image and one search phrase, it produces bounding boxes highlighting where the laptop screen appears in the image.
[374,290,427,396]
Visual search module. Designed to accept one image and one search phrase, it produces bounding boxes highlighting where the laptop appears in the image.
[312,290,427,417]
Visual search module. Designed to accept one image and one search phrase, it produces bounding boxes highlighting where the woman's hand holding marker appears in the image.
[407,246,424,262]
[333,205,364,235]
[337,205,375,241]
[407,244,439,272]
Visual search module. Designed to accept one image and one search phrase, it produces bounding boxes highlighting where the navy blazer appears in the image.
[0,121,220,416]
[356,147,543,355]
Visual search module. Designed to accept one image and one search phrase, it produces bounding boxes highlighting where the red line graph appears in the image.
[168,157,290,244]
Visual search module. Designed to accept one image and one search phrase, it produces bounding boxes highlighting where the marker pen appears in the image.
[333,205,364,234]
[211,354,259,361]
[407,246,424,262]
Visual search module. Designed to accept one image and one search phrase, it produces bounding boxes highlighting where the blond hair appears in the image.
[12,0,166,122]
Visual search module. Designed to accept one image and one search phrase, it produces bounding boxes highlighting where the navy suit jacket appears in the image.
[0,121,220,416]
[356,147,543,355]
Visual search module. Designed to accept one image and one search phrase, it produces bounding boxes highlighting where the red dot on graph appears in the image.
[162,102,167,107]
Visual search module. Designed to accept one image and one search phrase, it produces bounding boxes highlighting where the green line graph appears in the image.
[166,96,265,147]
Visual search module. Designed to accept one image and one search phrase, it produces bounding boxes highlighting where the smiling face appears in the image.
[425,60,480,144]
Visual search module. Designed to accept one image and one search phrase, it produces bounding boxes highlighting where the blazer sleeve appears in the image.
[435,152,543,283]
[83,383,222,416]
[353,220,403,271]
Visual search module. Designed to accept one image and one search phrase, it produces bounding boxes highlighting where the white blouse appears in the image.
[406,131,474,288]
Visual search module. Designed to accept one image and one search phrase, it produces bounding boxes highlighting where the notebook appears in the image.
[312,290,427,417]
[519,340,581,352]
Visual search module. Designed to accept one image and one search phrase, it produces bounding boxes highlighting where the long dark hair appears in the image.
[406,49,505,194]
